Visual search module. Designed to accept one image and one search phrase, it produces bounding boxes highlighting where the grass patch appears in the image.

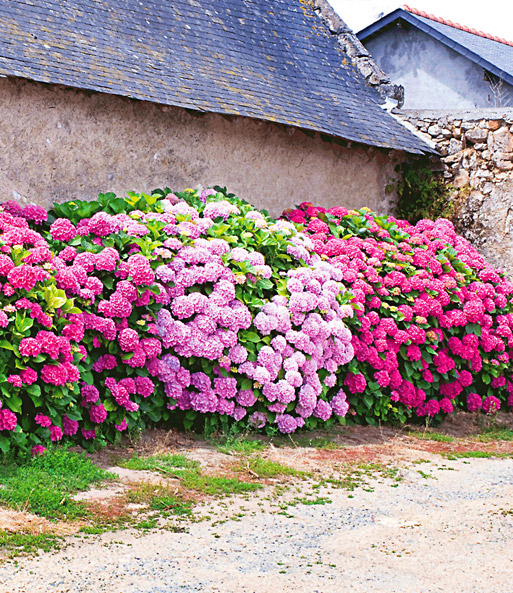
[288,435,342,450]
[407,430,455,443]
[126,482,194,516]
[119,453,200,475]
[235,456,309,479]
[472,428,513,442]
[323,462,401,491]
[121,453,261,497]
[443,451,511,460]
[217,437,266,456]
[0,531,62,559]
[0,448,115,520]
[181,473,261,496]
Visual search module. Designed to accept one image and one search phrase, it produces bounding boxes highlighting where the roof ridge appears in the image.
[403,5,513,47]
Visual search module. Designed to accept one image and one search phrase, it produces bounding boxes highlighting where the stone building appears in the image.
[358,6,513,110]
[0,0,430,217]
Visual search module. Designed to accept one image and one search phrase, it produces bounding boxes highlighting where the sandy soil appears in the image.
[2,415,513,593]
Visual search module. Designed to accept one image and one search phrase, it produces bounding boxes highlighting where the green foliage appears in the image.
[0,531,62,559]
[0,448,114,519]
[126,482,193,516]
[120,453,200,473]
[121,452,261,496]
[394,160,456,224]
[240,456,308,479]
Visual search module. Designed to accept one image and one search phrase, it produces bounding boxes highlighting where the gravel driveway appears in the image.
[2,455,513,593]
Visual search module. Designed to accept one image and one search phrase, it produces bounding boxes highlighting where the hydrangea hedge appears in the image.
[0,189,354,453]
[0,189,510,454]
[283,203,513,424]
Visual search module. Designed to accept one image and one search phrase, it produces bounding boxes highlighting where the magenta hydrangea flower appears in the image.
[31,445,47,456]
[35,414,52,428]
[50,425,63,442]
[466,393,483,412]
[40,364,68,386]
[89,403,108,424]
[50,218,77,242]
[0,409,17,431]
[482,396,501,415]
[63,416,79,436]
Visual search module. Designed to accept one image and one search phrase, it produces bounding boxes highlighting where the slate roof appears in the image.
[358,7,513,87]
[0,0,430,154]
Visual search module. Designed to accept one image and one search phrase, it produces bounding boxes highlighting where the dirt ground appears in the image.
[2,413,513,592]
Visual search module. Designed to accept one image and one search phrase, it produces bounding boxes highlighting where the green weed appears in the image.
[181,473,260,496]
[120,453,200,475]
[238,457,309,479]
[472,429,513,442]
[0,448,115,520]
[408,431,455,443]
[0,531,62,559]
[443,451,504,460]
[126,482,193,516]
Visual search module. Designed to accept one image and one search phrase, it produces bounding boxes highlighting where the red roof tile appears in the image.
[403,5,513,47]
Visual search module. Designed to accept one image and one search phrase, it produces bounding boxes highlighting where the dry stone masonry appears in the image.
[399,109,513,275]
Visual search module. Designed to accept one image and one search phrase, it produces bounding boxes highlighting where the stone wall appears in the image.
[0,76,404,218]
[399,108,513,274]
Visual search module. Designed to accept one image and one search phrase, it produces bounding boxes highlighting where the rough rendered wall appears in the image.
[365,28,513,109]
[0,77,402,218]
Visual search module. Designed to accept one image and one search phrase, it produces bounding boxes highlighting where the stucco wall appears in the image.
[365,28,513,110]
[0,77,403,218]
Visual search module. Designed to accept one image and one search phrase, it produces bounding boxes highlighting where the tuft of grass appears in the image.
[237,457,309,479]
[121,453,261,497]
[443,451,501,460]
[472,428,513,442]
[120,453,200,475]
[322,462,401,491]
[216,437,266,456]
[126,483,193,516]
[407,430,455,443]
[0,448,115,520]
[181,473,261,496]
[288,435,342,450]
[0,531,62,559]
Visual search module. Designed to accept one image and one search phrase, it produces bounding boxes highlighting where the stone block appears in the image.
[448,139,463,154]
[491,127,513,152]
[465,127,488,143]
[488,120,501,131]
[475,169,493,179]
[496,160,513,171]
[444,151,463,164]
[427,124,441,136]
[453,169,469,187]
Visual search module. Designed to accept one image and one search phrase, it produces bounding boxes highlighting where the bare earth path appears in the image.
[2,453,513,593]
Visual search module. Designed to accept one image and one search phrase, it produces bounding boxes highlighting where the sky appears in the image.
[328,0,513,41]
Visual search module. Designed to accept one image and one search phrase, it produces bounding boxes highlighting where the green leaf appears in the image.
[27,384,41,397]
[363,394,373,409]
[240,379,253,391]
[7,394,23,414]
[0,435,10,454]
[81,371,94,385]
[242,331,260,343]
[103,400,118,412]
